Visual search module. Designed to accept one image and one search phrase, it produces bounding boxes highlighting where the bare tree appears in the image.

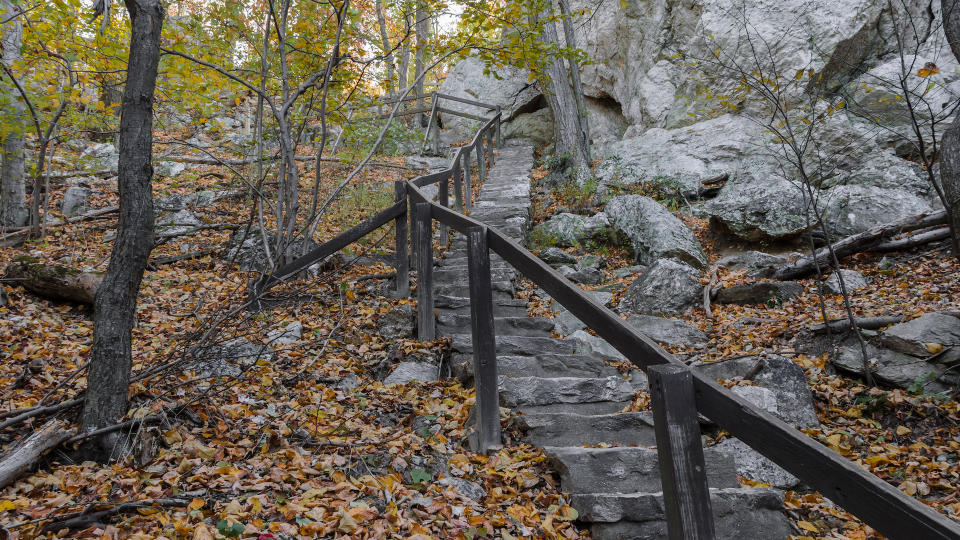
[0,0,28,228]
[375,0,395,92]
[414,0,430,126]
[81,0,164,451]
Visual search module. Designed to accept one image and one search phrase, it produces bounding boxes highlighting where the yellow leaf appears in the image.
[896,425,912,436]
[188,498,204,510]
[558,505,578,521]
[337,507,359,533]
[0,500,16,512]
[925,343,943,354]
[261,375,274,387]
[798,520,819,533]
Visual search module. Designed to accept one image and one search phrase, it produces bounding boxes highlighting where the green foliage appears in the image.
[528,225,562,248]
[216,519,244,538]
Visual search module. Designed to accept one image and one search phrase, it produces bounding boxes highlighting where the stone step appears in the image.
[498,376,636,415]
[434,280,514,297]
[516,412,657,447]
[544,446,739,494]
[434,293,521,310]
[437,314,553,335]
[450,353,618,382]
[572,487,792,540]
[433,268,515,284]
[450,334,580,356]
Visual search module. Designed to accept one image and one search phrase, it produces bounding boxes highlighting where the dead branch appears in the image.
[0,420,76,490]
[809,315,905,334]
[40,497,193,534]
[870,227,952,253]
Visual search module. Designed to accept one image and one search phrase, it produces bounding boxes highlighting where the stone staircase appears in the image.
[432,144,793,539]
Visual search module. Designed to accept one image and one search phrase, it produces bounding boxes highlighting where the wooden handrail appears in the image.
[249,107,960,539]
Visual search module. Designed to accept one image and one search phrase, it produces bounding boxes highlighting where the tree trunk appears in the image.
[81,0,163,449]
[398,13,411,93]
[944,0,960,61]
[537,10,591,182]
[556,0,590,159]
[414,0,429,127]
[0,0,28,228]
[376,0,395,93]
[5,258,103,304]
[940,123,960,257]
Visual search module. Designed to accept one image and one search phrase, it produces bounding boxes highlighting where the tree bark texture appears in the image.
[414,0,429,127]
[5,258,103,304]
[537,11,591,182]
[82,0,163,440]
[0,0,28,228]
[375,0,395,92]
[940,123,960,256]
[944,0,960,62]
[556,0,591,159]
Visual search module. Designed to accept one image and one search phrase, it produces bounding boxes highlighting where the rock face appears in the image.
[569,0,930,130]
[437,56,542,144]
[503,107,554,146]
[618,258,702,316]
[715,281,804,305]
[605,195,707,268]
[821,185,935,237]
[823,269,869,295]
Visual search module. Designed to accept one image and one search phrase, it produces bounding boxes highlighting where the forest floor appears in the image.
[0,143,957,539]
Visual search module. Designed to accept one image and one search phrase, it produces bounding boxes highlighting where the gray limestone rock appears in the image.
[266,321,303,346]
[880,312,960,357]
[60,186,92,217]
[824,269,869,295]
[715,281,804,305]
[618,259,702,316]
[532,212,610,247]
[383,362,438,385]
[539,247,577,266]
[192,338,275,378]
[567,329,626,361]
[834,342,949,391]
[377,305,415,340]
[553,309,587,335]
[821,185,935,237]
[704,177,808,241]
[79,142,119,172]
[567,267,604,285]
[498,376,635,408]
[716,251,788,277]
[627,314,708,349]
[503,107,554,146]
[438,477,487,502]
[605,195,707,269]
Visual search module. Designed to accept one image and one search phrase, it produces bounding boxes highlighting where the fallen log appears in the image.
[772,211,947,280]
[0,420,76,490]
[4,257,103,305]
[40,497,192,535]
[869,227,952,253]
[809,315,905,334]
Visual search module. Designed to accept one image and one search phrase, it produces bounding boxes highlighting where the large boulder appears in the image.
[605,195,707,269]
[703,177,808,241]
[880,312,960,358]
[531,212,610,248]
[437,56,541,144]
[60,186,92,217]
[834,341,950,392]
[618,258,702,316]
[821,185,935,238]
[715,281,804,305]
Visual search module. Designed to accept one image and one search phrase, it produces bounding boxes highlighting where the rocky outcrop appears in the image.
[605,195,707,268]
[531,212,611,247]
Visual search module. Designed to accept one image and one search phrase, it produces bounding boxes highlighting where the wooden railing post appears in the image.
[414,202,435,340]
[439,175,450,245]
[394,181,410,296]
[467,226,502,454]
[476,138,486,185]
[463,148,472,210]
[649,364,716,540]
[495,108,502,147]
[453,153,464,211]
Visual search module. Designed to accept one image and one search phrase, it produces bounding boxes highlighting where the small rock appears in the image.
[532,213,588,247]
[716,251,787,278]
[539,247,577,265]
[627,315,708,349]
[266,321,303,346]
[438,477,487,502]
[383,362,438,385]
[156,209,202,236]
[334,374,359,391]
[823,269,868,295]
[60,186,92,217]
[567,267,604,285]
[835,342,949,392]
[192,338,275,378]
[567,329,626,361]
[618,258,702,316]
[881,312,960,357]
[577,254,606,270]
[155,161,187,178]
[715,281,803,305]
[613,265,647,278]
[377,305,415,340]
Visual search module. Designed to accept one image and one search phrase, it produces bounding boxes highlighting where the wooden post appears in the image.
[453,153,464,211]
[463,148,472,210]
[467,226,502,454]
[495,107,502,147]
[415,202,435,341]
[649,364,716,540]
[439,176,450,245]
[487,129,496,167]
[394,181,410,296]
[477,138,486,185]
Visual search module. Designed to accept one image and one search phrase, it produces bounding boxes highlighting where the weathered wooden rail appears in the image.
[251,102,960,539]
